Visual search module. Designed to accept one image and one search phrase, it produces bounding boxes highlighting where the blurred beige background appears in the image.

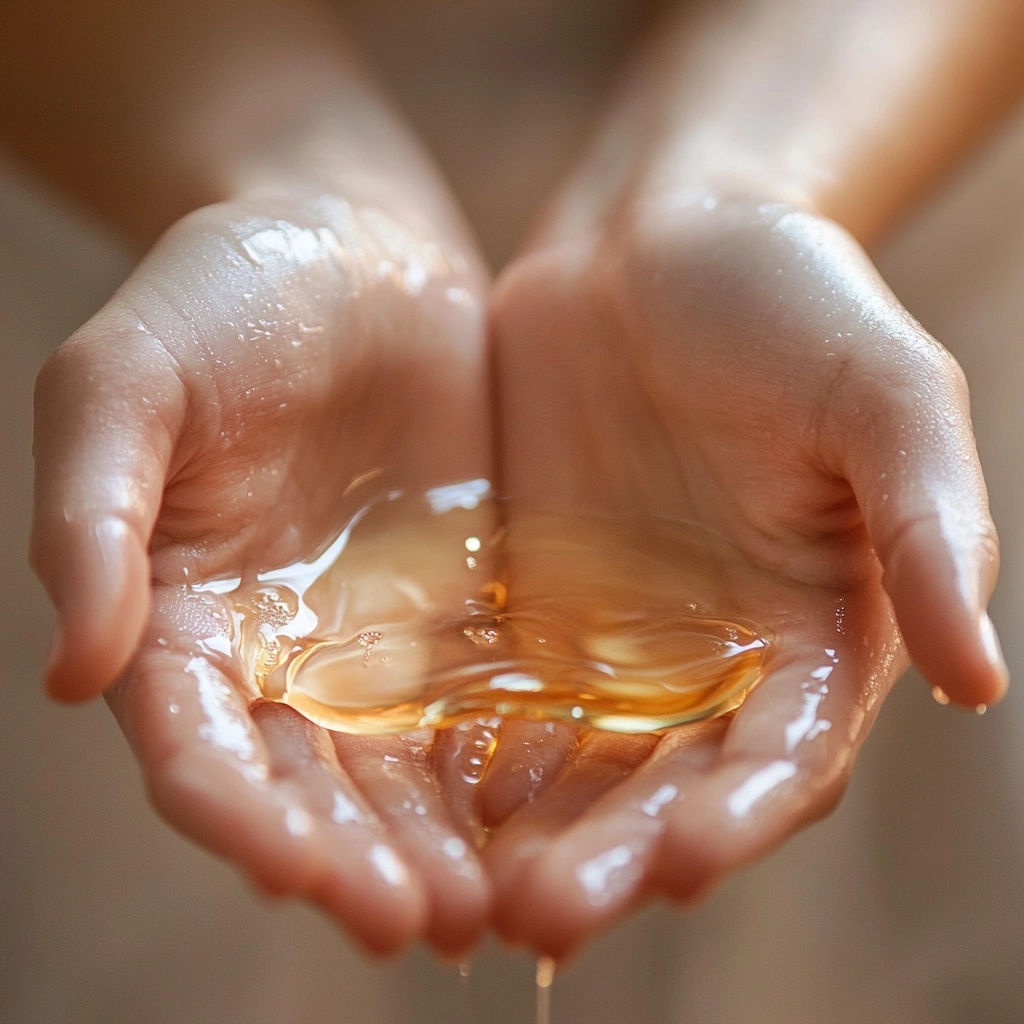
[2,27,1024,1023]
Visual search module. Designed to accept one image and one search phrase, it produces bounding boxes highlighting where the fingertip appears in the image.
[41,516,151,702]
[878,508,1007,709]
[315,852,430,958]
[927,611,1009,711]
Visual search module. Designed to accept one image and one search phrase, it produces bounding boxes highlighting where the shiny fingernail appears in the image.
[979,613,1009,700]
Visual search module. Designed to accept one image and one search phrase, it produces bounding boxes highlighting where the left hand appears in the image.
[478,193,1006,957]
[31,190,496,957]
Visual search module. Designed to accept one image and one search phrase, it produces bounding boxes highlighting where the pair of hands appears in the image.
[31,183,1005,959]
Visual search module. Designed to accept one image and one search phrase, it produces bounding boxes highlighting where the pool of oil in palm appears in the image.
[194,478,771,735]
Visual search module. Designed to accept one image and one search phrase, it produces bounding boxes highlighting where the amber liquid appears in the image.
[193,480,771,734]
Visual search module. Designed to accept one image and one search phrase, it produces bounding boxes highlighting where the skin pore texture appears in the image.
[6,0,1023,958]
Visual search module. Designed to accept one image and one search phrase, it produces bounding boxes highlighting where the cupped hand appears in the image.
[479,194,1006,957]
[31,191,497,955]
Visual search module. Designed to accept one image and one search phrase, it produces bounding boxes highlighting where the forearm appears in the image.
[544,0,1024,246]
[0,0,465,249]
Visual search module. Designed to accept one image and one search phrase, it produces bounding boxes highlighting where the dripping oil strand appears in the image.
[456,960,472,1024]
[535,956,555,1024]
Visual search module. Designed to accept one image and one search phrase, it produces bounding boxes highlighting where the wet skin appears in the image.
[25,0,1020,964]
[32,190,1004,958]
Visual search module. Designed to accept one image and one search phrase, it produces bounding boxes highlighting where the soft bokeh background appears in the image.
[2,10,1023,1017]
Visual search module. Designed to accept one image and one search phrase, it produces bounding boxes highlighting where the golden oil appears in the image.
[193,479,771,734]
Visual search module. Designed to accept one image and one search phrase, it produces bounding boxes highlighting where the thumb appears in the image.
[828,334,1006,710]
[31,310,186,701]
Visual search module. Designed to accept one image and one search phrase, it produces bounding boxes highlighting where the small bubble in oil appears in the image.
[464,626,500,646]
[358,630,384,663]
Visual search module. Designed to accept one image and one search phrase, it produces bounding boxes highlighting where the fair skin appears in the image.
[7,0,1021,959]
[480,0,1024,954]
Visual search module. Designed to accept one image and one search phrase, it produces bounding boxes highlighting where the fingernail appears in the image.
[43,619,65,693]
[979,613,1009,700]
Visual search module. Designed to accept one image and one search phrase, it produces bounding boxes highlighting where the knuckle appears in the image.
[892,333,968,402]
[34,329,104,405]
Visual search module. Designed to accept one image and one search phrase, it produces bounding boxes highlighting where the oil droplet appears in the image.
[975,704,987,716]
[932,686,951,706]
[536,956,555,1024]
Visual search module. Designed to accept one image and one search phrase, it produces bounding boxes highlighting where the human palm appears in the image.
[34,189,1004,959]
[479,197,1004,955]
[32,192,498,954]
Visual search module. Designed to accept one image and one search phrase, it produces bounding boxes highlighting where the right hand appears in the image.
[31,190,495,955]
[475,193,1005,958]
